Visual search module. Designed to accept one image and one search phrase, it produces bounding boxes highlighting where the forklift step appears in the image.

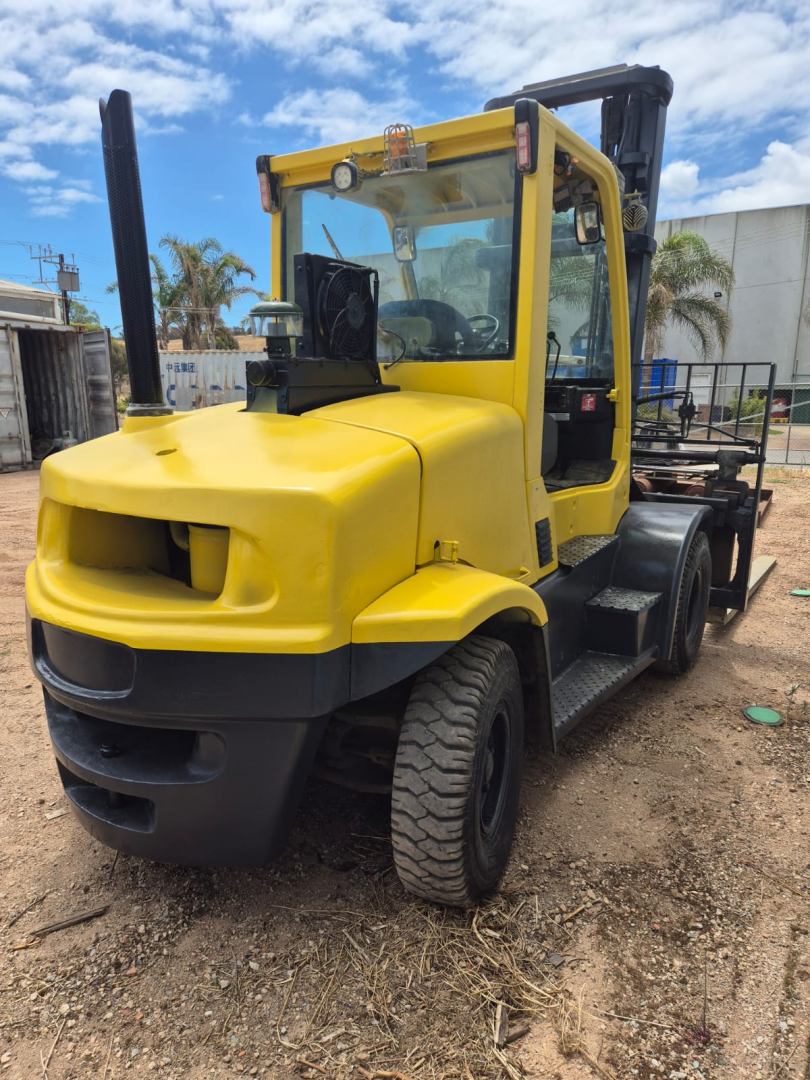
[585,586,661,657]
[551,649,656,739]
[557,534,617,569]
[586,585,660,613]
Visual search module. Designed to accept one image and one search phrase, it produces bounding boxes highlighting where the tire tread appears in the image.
[655,530,711,675]
[391,635,522,906]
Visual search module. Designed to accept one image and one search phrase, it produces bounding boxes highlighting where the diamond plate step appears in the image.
[584,586,662,657]
[586,586,661,613]
[557,534,617,569]
[551,649,656,738]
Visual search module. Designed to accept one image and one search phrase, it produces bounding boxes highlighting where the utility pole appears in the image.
[58,253,69,324]
[28,244,80,325]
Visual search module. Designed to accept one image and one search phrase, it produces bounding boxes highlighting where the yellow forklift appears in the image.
[26,66,774,906]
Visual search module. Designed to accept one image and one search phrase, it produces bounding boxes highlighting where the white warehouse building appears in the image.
[654,203,810,422]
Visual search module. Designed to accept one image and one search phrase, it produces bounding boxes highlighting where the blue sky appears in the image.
[1,0,808,332]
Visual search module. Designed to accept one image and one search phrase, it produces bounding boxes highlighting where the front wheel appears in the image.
[655,530,712,675]
[390,635,524,907]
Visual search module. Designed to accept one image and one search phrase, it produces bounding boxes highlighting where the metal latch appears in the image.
[434,540,459,563]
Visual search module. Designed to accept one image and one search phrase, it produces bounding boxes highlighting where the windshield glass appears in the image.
[282,151,518,361]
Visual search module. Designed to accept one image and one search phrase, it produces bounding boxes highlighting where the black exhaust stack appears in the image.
[99,90,170,415]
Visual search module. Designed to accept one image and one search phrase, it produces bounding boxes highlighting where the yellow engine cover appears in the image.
[26,390,538,655]
[314,391,535,576]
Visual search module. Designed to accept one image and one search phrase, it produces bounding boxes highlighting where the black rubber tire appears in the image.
[390,635,524,907]
[655,530,712,675]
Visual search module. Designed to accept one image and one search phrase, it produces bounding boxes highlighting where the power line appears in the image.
[0,239,106,267]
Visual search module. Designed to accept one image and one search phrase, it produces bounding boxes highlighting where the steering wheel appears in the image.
[467,313,500,346]
[378,299,474,352]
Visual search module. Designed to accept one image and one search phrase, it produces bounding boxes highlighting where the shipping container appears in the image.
[159,351,248,410]
[0,282,117,471]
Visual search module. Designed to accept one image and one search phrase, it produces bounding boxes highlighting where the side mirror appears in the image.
[575,201,601,245]
[393,224,416,262]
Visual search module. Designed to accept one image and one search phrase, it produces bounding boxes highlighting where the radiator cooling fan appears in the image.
[246,252,391,415]
[317,263,377,361]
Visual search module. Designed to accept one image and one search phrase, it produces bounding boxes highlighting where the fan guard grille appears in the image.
[318,265,375,359]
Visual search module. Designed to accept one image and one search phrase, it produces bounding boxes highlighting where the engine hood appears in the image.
[27,402,421,653]
[26,391,534,654]
[313,390,535,576]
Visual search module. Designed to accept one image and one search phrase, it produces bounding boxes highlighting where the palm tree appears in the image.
[159,236,208,350]
[160,237,261,350]
[201,249,262,349]
[644,231,735,362]
[549,255,598,314]
[149,253,182,349]
[419,237,488,312]
[106,254,181,349]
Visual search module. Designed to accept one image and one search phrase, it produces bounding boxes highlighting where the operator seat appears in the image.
[541,414,558,475]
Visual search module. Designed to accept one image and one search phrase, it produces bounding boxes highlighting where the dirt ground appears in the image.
[1,467,808,1080]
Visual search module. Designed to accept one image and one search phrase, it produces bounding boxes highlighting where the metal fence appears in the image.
[767,378,810,465]
[636,363,810,466]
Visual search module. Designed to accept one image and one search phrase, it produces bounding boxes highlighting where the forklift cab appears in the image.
[268,99,635,576]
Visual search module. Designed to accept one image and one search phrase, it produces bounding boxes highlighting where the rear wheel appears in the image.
[656,530,712,675]
[390,635,524,907]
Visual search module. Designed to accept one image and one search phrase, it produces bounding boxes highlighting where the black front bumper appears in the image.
[30,620,337,865]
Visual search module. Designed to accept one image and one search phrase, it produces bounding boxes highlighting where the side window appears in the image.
[547,168,614,382]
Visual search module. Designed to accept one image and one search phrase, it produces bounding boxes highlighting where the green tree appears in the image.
[548,255,598,330]
[644,231,735,362]
[106,254,183,349]
[214,324,239,349]
[149,253,183,349]
[420,238,487,311]
[107,239,260,350]
[160,236,261,350]
[69,300,101,329]
[109,336,129,397]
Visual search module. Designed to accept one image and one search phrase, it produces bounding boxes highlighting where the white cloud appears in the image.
[1,159,59,181]
[1,0,809,220]
[662,140,810,219]
[30,204,74,218]
[402,1,810,137]
[0,139,31,160]
[61,186,103,204]
[0,93,32,124]
[0,5,231,214]
[22,181,103,217]
[61,47,229,118]
[0,69,30,91]
[661,159,700,201]
[221,0,406,74]
[261,87,417,145]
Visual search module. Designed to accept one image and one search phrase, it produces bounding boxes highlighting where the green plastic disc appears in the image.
[743,706,784,727]
[790,588,810,597]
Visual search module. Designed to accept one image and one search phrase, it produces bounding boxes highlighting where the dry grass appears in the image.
[259,888,610,1080]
